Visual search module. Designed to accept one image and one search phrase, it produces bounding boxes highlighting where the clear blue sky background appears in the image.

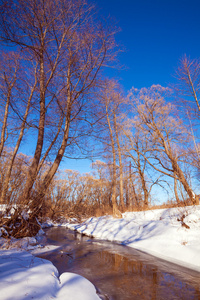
[93,0,200,91]
[67,0,200,173]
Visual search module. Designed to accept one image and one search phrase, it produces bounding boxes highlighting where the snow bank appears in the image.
[0,214,100,300]
[1,205,199,299]
[0,250,100,300]
[67,205,200,272]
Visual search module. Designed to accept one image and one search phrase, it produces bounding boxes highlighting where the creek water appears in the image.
[36,227,200,300]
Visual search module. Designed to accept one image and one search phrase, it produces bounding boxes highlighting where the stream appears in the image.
[36,226,200,300]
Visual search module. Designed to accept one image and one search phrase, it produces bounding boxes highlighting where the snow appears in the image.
[0,250,100,300]
[66,205,200,272]
[0,214,100,299]
[0,205,200,299]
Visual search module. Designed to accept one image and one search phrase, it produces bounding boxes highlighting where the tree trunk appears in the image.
[0,92,10,157]
[172,158,198,204]
[23,53,45,203]
[0,74,36,203]
[106,104,121,217]
[137,157,148,208]
[32,70,72,210]
[129,161,138,209]
[174,175,180,204]
[113,113,124,211]
[161,130,198,205]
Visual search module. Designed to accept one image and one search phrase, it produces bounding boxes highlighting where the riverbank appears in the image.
[0,249,102,300]
[67,205,200,272]
[0,223,101,300]
[0,205,200,299]
[0,245,101,300]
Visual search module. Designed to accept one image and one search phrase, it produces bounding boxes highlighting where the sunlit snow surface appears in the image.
[0,212,100,300]
[67,205,200,272]
[0,250,100,300]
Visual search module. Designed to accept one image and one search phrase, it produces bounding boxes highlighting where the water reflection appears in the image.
[37,227,200,300]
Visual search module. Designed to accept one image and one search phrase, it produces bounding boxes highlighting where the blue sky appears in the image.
[11,0,199,175]
[66,0,200,173]
[93,0,200,91]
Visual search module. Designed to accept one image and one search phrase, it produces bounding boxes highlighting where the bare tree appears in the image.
[98,80,126,216]
[0,151,30,205]
[91,160,110,208]
[0,63,37,203]
[175,55,200,115]
[0,52,19,156]
[124,134,149,208]
[113,105,125,211]
[0,0,117,207]
[0,52,39,204]
[127,162,140,209]
[175,55,200,172]
[128,85,199,205]
[104,86,118,216]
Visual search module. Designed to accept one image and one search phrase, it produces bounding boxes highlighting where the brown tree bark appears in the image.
[174,175,180,205]
[0,71,37,203]
[105,102,118,216]
[113,112,125,211]
[0,54,18,157]
[23,51,46,203]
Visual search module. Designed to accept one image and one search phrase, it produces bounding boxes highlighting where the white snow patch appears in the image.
[66,205,200,272]
[0,250,100,300]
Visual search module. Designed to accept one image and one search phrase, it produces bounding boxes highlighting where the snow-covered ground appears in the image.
[0,218,101,300]
[0,205,200,299]
[0,249,100,300]
[67,205,200,272]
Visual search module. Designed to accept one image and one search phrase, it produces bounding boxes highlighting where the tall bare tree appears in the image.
[175,55,200,115]
[104,87,118,215]
[0,52,19,157]
[124,132,150,208]
[98,80,126,216]
[113,105,125,211]
[0,60,37,203]
[175,55,200,170]
[129,85,199,205]
[0,0,117,207]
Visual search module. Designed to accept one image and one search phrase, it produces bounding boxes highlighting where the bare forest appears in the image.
[0,0,200,238]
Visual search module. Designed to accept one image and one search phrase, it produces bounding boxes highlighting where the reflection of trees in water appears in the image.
[97,251,200,299]
[39,229,200,300]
